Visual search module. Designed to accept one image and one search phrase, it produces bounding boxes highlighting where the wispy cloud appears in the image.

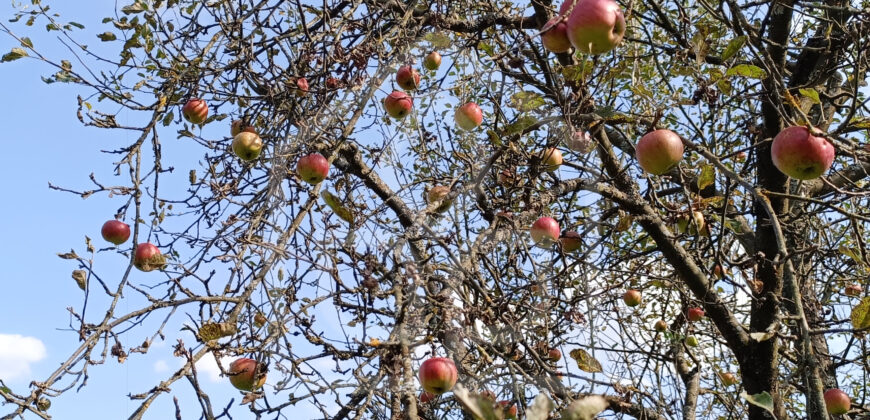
[0,334,47,381]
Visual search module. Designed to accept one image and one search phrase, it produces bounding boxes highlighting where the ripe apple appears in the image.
[418,357,458,394]
[687,307,705,322]
[396,65,421,91]
[844,284,863,297]
[565,130,594,153]
[498,401,518,419]
[427,185,453,213]
[182,98,208,124]
[531,217,560,246]
[560,0,625,55]
[560,230,582,252]
[623,289,642,307]
[719,372,738,386]
[548,348,562,362]
[423,51,441,70]
[654,319,668,332]
[419,391,436,403]
[824,388,850,415]
[541,17,571,53]
[541,148,563,171]
[230,120,256,137]
[228,357,267,391]
[635,129,684,175]
[685,336,699,347]
[384,90,413,119]
[296,153,330,185]
[293,77,309,96]
[232,132,264,162]
[455,102,483,130]
[133,242,165,272]
[771,126,835,180]
[101,220,130,245]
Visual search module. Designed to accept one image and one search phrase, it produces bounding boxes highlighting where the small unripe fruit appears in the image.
[685,336,699,347]
[654,319,668,332]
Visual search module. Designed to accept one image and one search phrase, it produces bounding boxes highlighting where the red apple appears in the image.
[296,153,330,185]
[419,391,436,403]
[455,102,483,130]
[133,242,165,272]
[101,220,130,245]
[182,98,208,124]
[230,120,256,137]
[623,289,642,307]
[635,129,684,175]
[427,185,453,213]
[560,230,582,252]
[560,0,625,55]
[654,319,668,332]
[498,401,518,419]
[687,307,705,322]
[685,336,699,347]
[325,77,341,90]
[547,348,562,362]
[384,91,413,119]
[541,148,563,171]
[232,132,264,162]
[719,372,738,386]
[228,357,267,391]
[566,130,594,153]
[418,357,458,394]
[541,17,571,53]
[396,65,421,91]
[771,126,835,180]
[844,284,863,297]
[423,51,441,70]
[824,388,850,415]
[531,217,560,246]
[294,77,309,96]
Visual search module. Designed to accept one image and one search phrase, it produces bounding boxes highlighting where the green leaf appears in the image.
[698,164,715,190]
[0,48,27,62]
[504,115,537,136]
[851,297,870,330]
[741,392,775,415]
[569,348,602,373]
[422,32,451,48]
[839,245,864,266]
[726,64,767,79]
[509,91,546,112]
[321,191,355,224]
[849,118,870,129]
[720,36,746,61]
[20,37,33,48]
[798,88,820,104]
[97,31,117,41]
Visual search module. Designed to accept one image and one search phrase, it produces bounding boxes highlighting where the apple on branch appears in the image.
[635,129,684,175]
[296,153,330,185]
[384,91,413,119]
[687,307,705,322]
[541,17,571,53]
[559,0,625,55]
[230,120,256,137]
[182,98,208,124]
[423,51,441,70]
[396,65,421,91]
[622,289,642,307]
[133,242,166,272]
[824,388,850,415]
[771,126,835,180]
[560,230,582,252]
[232,132,264,162]
[540,148,563,171]
[418,357,458,394]
[455,102,483,130]
[228,357,267,391]
[531,217,560,247]
[427,185,453,213]
[101,220,130,245]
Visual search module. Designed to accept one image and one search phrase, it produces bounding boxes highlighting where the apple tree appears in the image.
[2,0,869,419]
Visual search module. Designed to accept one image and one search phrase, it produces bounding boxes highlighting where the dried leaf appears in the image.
[750,332,774,342]
[525,394,553,420]
[321,191,355,224]
[569,349,603,373]
[453,384,499,420]
[72,270,87,290]
[561,396,608,420]
[57,250,79,260]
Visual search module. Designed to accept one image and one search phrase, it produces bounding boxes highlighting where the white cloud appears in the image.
[153,360,168,373]
[193,353,234,383]
[0,334,47,381]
